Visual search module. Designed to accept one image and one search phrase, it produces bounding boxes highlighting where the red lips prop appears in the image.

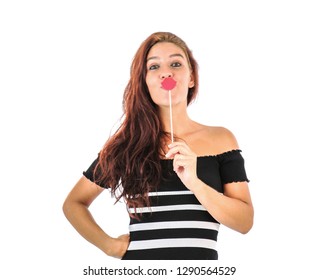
[161,77,176,90]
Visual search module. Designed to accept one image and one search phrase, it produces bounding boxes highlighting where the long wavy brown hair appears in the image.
[94,32,199,216]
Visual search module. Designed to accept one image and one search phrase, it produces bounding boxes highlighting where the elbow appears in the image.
[240,219,254,234]
[62,198,74,220]
[62,199,70,218]
[62,197,89,221]
[240,208,254,234]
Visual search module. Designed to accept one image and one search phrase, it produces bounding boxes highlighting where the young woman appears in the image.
[63,31,254,260]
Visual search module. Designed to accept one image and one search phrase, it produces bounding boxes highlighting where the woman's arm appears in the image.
[166,128,254,234]
[188,179,253,234]
[62,176,129,258]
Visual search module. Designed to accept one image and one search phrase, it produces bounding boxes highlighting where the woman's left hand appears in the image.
[165,142,199,191]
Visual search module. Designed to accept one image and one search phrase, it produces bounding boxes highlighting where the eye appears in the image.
[171,62,182,68]
[148,64,159,71]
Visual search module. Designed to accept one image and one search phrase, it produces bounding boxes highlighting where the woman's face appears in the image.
[145,42,194,108]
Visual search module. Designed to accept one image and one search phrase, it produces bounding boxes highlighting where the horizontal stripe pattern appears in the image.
[126,189,220,259]
[148,190,193,196]
[129,221,220,232]
[129,209,217,225]
[127,238,217,251]
[130,228,219,242]
[128,204,206,214]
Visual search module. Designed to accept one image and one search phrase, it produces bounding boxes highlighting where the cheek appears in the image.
[178,77,192,93]
[145,77,156,101]
[146,75,157,94]
[145,74,152,92]
[146,73,156,86]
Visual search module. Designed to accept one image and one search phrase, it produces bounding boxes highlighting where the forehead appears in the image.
[147,42,186,59]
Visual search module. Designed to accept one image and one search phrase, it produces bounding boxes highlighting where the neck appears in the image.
[158,104,193,139]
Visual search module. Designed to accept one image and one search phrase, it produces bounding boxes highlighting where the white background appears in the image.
[1,0,318,279]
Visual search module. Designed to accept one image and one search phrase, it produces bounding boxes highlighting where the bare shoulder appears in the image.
[185,122,240,156]
[204,125,240,155]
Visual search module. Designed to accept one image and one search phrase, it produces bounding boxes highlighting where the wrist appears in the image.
[99,236,115,256]
[186,177,203,193]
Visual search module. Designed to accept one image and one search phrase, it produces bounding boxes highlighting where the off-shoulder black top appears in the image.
[83,149,249,260]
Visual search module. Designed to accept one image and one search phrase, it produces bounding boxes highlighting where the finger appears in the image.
[166,145,191,159]
[173,154,195,170]
[168,141,191,151]
[118,234,130,241]
[173,154,185,167]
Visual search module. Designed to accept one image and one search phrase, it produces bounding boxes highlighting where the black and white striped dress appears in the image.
[83,149,249,260]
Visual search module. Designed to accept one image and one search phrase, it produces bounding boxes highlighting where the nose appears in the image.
[161,72,173,79]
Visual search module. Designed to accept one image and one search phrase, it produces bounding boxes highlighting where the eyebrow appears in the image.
[146,53,185,62]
